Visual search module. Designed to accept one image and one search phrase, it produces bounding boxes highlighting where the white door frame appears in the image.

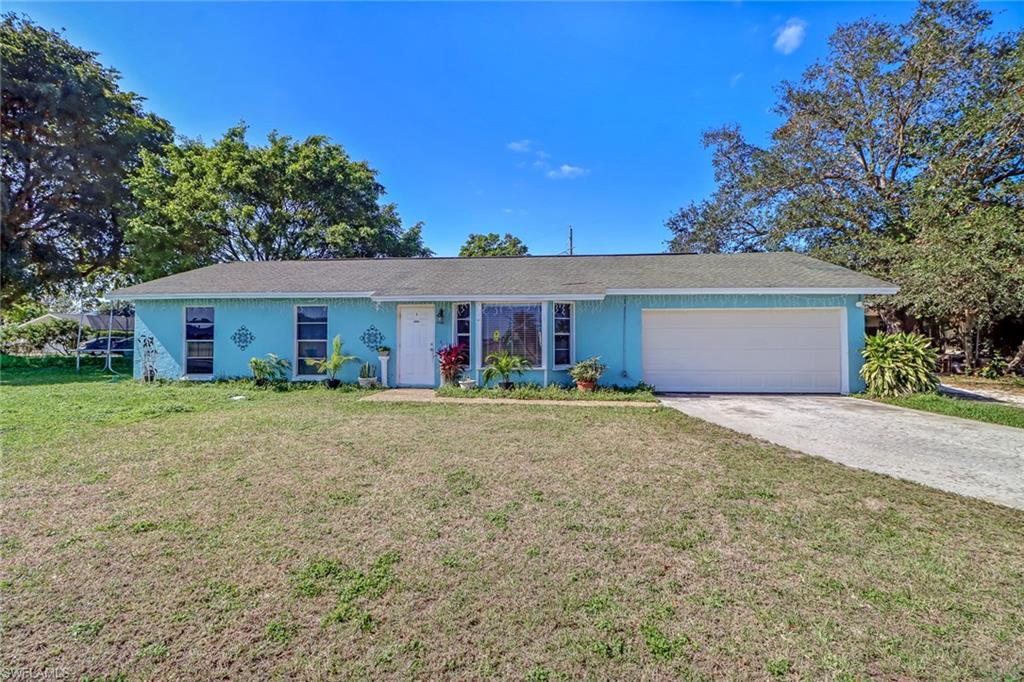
[640,306,849,394]
[396,304,436,386]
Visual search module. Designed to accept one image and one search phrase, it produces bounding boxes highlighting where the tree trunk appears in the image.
[961,329,975,373]
[1007,340,1024,373]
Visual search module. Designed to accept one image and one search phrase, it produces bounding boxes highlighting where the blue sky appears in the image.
[12,2,1022,256]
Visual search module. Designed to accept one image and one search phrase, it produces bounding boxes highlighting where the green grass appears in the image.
[873,392,1024,429]
[436,382,657,401]
[2,362,1023,679]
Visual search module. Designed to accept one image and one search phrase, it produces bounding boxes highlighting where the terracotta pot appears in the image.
[326,378,341,389]
[576,380,596,392]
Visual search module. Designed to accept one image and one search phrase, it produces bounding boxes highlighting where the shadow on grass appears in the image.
[0,355,133,386]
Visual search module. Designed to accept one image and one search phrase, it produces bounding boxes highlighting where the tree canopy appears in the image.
[666,0,1023,366]
[0,13,172,306]
[125,125,430,279]
[458,232,529,257]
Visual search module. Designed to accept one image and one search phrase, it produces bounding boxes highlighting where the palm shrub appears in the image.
[481,350,531,389]
[313,335,359,384]
[860,332,938,397]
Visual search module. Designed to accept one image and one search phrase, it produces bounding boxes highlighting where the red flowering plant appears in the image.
[437,343,469,385]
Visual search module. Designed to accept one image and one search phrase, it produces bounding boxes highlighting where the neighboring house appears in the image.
[108,253,897,394]
[23,312,135,333]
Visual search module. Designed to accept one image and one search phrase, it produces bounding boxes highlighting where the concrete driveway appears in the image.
[659,394,1024,511]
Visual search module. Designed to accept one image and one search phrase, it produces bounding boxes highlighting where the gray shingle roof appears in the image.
[108,253,898,300]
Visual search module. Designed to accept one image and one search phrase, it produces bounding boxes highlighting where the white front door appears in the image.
[397,305,436,386]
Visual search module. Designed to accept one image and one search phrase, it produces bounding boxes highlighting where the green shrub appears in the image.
[980,354,1007,379]
[0,319,81,355]
[860,332,938,397]
[249,353,291,385]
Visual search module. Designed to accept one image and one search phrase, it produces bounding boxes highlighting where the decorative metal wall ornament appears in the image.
[359,325,386,352]
[231,325,255,351]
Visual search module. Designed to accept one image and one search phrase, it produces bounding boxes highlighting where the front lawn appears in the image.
[2,364,1022,679]
[872,392,1024,430]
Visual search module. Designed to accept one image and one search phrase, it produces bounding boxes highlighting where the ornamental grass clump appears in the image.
[860,332,938,398]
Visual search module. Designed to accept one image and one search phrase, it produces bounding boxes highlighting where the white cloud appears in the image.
[506,139,532,152]
[545,164,589,180]
[773,18,806,55]
[729,72,744,88]
[535,150,550,160]
[532,159,548,169]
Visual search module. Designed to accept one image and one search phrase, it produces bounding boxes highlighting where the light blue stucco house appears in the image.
[108,253,898,394]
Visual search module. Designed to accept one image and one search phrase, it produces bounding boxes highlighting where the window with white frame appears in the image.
[553,302,573,367]
[296,305,328,375]
[185,306,214,375]
[480,303,543,366]
[454,303,471,351]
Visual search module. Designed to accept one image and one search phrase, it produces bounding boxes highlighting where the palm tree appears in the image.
[314,335,360,387]
[481,350,532,389]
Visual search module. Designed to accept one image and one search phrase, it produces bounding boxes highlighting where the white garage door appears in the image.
[641,308,844,393]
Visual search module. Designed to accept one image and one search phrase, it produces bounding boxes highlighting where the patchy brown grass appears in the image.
[2,370,1023,680]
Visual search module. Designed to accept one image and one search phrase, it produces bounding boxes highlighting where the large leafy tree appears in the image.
[666,0,1023,362]
[0,13,172,305]
[126,125,429,278]
[459,232,529,257]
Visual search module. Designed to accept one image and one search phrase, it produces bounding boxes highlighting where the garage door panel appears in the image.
[649,349,839,373]
[645,328,838,352]
[641,309,842,393]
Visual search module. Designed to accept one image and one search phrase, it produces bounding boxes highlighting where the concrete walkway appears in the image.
[361,388,658,408]
[659,394,1024,511]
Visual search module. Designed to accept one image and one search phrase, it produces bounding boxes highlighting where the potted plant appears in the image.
[459,377,477,390]
[437,343,469,386]
[482,350,531,390]
[314,335,359,389]
[569,356,606,392]
[358,362,378,387]
[249,353,291,387]
[377,345,390,357]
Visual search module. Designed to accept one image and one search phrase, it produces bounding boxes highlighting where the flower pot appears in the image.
[325,378,341,389]
[458,378,477,390]
[358,377,377,388]
[499,381,515,391]
[576,380,596,392]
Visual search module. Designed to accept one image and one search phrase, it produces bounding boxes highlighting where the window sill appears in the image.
[182,374,213,381]
[552,365,573,371]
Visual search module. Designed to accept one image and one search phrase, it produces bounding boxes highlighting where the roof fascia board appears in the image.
[606,287,899,295]
[107,291,377,301]
[369,294,606,302]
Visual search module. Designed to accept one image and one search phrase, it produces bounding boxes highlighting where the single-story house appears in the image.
[107,253,898,394]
